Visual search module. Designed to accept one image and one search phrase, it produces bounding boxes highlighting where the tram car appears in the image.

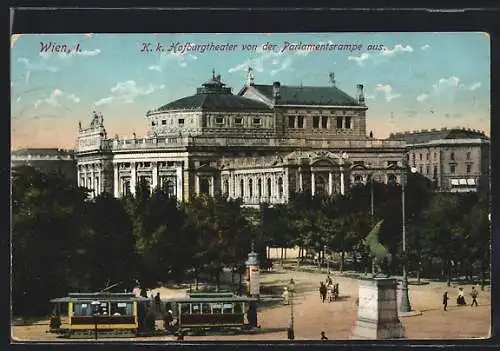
[164,292,258,333]
[49,292,150,338]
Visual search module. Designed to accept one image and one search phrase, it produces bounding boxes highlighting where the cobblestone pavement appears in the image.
[11,268,490,342]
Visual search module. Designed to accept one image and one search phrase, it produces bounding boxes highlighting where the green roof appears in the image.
[248,84,361,106]
[154,74,270,112]
[387,128,489,144]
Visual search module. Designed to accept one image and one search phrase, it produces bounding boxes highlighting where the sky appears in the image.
[11,32,490,150]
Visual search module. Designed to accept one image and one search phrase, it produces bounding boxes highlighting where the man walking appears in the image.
[321,331,328,340]
[471,287,479,307]
[443,291,449,311]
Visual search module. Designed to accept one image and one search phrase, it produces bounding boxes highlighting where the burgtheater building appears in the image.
[75,69,410,205]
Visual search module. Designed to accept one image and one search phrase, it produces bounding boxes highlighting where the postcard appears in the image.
[11,32,491,342]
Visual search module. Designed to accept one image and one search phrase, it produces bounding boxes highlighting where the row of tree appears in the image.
[12,165,490,316]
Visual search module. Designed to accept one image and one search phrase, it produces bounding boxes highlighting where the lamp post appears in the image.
[399,163,417,313]
[288,278,296,340]
[91,300,101,340]
[324,245,330,274]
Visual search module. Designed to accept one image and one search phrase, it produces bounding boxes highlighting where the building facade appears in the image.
[76,70,419,204]
[388,128,490,195]
[11,148,77,184]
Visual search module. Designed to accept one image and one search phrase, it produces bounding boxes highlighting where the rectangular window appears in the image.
[288,116,296,128]
[151,121,155,126]
[215,117,224,124]
[321,116,328,129]
[466,152,471,160]
[466,164,472,173]
[162,120,167,125]
[450,165,456,174]
[336,117,343,129]
[297,116,304,128]
[450,152,455,160]
[419,153,423,161]
[426,166,430,175]
[420,166,423,174]
[313,116,320,129]
[426,153,429,161]
[234,117,243,125]
[202,117,207,127]
[178,119,185,125]
[253,118,262,125]
[345,116,351,129]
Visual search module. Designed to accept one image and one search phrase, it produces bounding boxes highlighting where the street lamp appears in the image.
[399,164,418,313]
[288,278,296,340]
[90,300,101,340]
[324,245,330,274]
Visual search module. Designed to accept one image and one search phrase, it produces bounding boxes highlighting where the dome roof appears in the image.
[154,71,271,112]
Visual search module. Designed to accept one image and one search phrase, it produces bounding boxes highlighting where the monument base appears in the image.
[351,277,405,340]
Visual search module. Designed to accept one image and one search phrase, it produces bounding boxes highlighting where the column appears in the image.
[311,171,316,196]
[284,169,289,202]
[271,173,276,202]
[195,174,200,195]
[152,162,159,192]
[90,169,95,197]
[340,166,345,195]
[210,176,215,197]
[130,162,137,195]
[230,171,235,199]
[113,163,120,197]
[328,171,333,195]
[298,168,303,192]
[175,165,183,202]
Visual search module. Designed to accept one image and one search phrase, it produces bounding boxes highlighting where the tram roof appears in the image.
[165,296,258,303]
[50,292,150,303]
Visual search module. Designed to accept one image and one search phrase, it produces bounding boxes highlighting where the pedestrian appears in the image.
[443,291,449,311]
[282,286,290,305]
[471,287,479,307]
[321,331,328,340]
[155,292,161,312]
[457,287,466,306]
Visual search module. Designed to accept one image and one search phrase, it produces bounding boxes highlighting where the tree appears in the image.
[12,166,88,315]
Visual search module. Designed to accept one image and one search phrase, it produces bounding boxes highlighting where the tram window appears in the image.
[73,303,92,316]
[211,303,223,314]
[181,304,190,314]
[223,303,234,314]
[202,303,211,314]
[191,303,201,314]
[110,302,133,316]
[234,303,243,314]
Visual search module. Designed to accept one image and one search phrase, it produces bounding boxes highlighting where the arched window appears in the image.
[123,179,130,196]
[387,174,397,184]
[258,178,262,198]
[249,179,253,198]
[240,179,244,198]
[200,178,210,195]
[267,178,272,198]
[278,177,283,198]
[166,180,175,197]
[315,175,326,196]
[354,175,363,184]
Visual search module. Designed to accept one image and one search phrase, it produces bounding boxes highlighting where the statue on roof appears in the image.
[78,120,82,131]
[247,66,255,85]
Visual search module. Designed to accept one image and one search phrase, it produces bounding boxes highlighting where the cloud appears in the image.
[228,48,283,74]
[381,44,414,57]
[468,82,481,91]
[374,84,401,102]
[17,57,58,72]
[432,76,463,92]
[34,88,80,109]
[270,57,293,76]
[416,93,429,103]
[421,44,430,50]
[95,80,159,106]
[40,48,102,60]
[148,52,197,72]
[347,53,371,66]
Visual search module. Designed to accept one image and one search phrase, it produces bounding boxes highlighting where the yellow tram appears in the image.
[50,292,150,338]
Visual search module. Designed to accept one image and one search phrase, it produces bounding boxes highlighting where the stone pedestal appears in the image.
[351,278,405,339]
